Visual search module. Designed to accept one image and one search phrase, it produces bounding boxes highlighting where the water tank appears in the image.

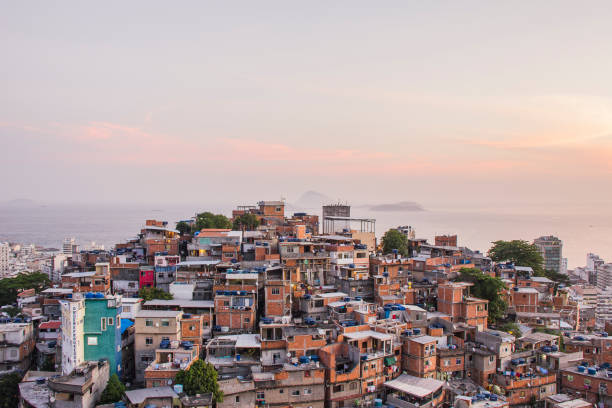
[578,366,586,373]
[588,367,597,375]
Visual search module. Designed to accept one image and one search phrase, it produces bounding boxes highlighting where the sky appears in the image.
[2,1,612,208]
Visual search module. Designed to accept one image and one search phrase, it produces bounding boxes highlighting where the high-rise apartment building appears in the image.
[596,263,612,290]
[587,253,605,271]
[533,235,563,273]
[62,237,78,255]
[0,242,9,277]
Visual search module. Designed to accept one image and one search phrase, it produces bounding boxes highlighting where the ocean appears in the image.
[1,202,610,269]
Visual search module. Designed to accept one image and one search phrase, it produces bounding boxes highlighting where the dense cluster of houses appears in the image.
[3,201,611,408]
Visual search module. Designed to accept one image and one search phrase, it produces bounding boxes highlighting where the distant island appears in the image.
[369,201,425,212]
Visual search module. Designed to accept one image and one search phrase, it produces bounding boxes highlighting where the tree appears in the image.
[455,268,508,323]
[2,306,21,317]
[0,272,51,305]
[138,287,173,301]
[381,229,408,257]
[498,322,522,339]
[488,240,544,274]
[232,213,260,231]
[99,374,126,404]
[41,355,56,371]
[175,360,223,402]
[536,269,571,287]
[176,221,192,236]
[193,212,232,231]
[0,373,21,408]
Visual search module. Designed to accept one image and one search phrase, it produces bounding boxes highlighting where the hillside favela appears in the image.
[4,2,612,408]
[1,201,611,408]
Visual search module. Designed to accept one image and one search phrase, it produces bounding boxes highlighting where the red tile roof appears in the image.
[39,321,61,330]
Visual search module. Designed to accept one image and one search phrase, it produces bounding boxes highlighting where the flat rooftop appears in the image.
[385,374,444,398]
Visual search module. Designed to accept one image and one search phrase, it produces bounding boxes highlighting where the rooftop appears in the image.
[409,335,439,344]
[385,374,444,398]
[39,321,61,330]
[144,299,214,308]
[135,310,182,318]
[125,386,178,404]
[343,330,393,341]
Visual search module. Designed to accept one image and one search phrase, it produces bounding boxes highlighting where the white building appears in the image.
[596,263,612,290]
[0,242,9,277]
[60,298,85,375]
[587,253,605,271]
[62,238,77,255]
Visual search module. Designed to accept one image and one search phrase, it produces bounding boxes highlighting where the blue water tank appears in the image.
[578,366,586,373]
[588,367,597,375]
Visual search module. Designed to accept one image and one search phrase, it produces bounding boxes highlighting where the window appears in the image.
[190,325,196,331]
[108,317,114,326]
[279,389,284,394]
[304,389,312,395]
[235,396,240,403]
[584,379,591,385]
[145,319,153,327]
[333,385,344,393]
[101,318,107,331]
[489,356,495,362]
[520,391,525,398]
[350,382,358,390]
[161,319,170,327]
[256,392,265,400]
[245,317,250,323]
[146,337,153,345]
[444,360,450,367]
[567,375,574,381]
[456,358,462,365]
[87,337,98,346]
[291,390,300,396]
[272,288,280,295]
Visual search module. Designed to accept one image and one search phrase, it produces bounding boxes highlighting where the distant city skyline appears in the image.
[2,2,612,209]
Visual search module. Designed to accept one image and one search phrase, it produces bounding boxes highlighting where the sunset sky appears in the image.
[2,1,612,207]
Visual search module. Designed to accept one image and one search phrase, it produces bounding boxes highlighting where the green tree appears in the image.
[2,306,21,317]
[381,229,408,257]
[0,272,51,305]
[175,360,223,402]
[176,221,192,236]
[498,322,522,339]
[99,374,126,404]
[488,240,544,274]
[536,269,571,287]
[0,373,22,408]
[138,287,173,301]
[193,212,232,231]
[41,355,56,371]
[232,213,260,231]
[455,267,508,323]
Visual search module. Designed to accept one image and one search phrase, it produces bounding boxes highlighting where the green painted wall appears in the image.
[83,297,122,376]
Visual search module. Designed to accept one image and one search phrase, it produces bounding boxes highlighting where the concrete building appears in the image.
[0,242,9,277]
[533,236,563,274]
[62,238,78,255]
[0,322,35,374]
[48,360,109,408]
[60,298,85,375]
[596,263,612,290]
[133,310,182,384]
[83,294,122,376]
[587,253,604,271]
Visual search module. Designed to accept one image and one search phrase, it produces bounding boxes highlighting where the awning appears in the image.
[384,357,397,366]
